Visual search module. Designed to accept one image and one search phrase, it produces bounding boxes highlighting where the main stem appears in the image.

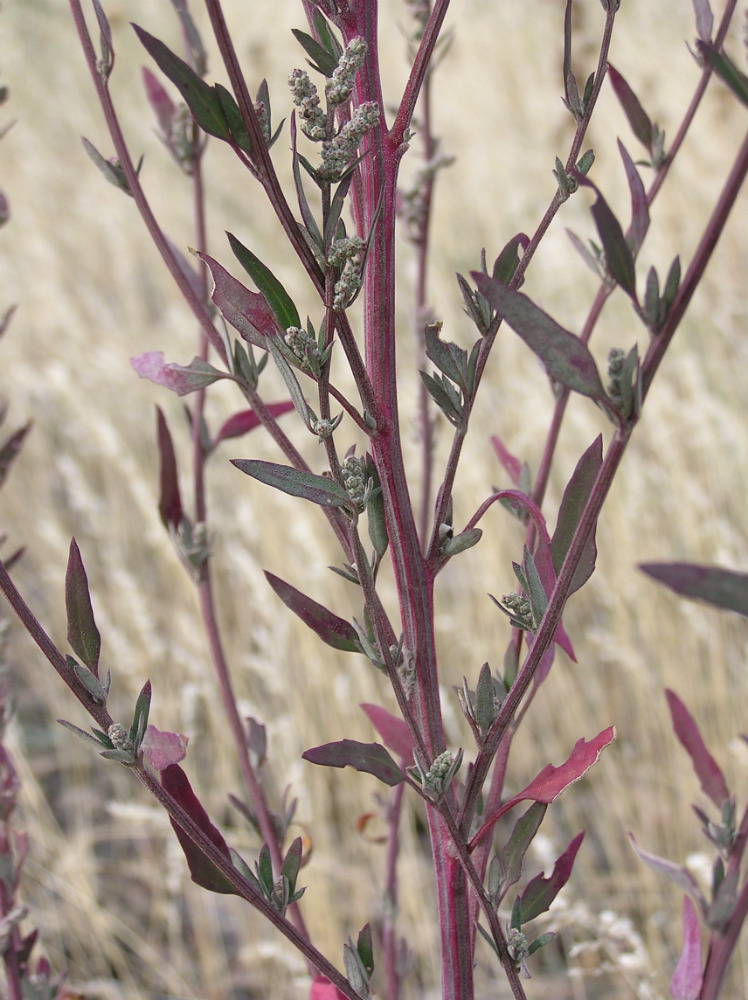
[337,2,473,996]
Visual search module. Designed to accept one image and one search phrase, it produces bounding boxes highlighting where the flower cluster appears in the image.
[326,37,367,105]
[318,102,380,181]
[288,68,326,141]
[285,325,323,373]
[328,236,366,309]
[341,453,370,511]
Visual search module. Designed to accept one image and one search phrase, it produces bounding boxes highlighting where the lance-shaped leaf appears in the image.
[618,140,649,255]
[550,435,602,597]
[499,802,548,895]
[197,251,282,349]
[142,66,176,137]
[640,562,748,619]
[212,402,294,447]
[291,28,339,77]
[132,351,231,396]
[302,740,404,787]
[360,703,415,761]
[665,689,730,807]
[472,275,611,409]
[628,833,707,910]
[574,173,637,300]
[0,421,30,489]
[133,25,232,141]
[161,763,237,894]
[670,896,703,1000]
[156,407,182,530]
[228,233,301,331]
[607,64,654,154]
[518,831,584,923]
[265,571,361,653]
[490,434,523,486]
[232,459,352,509]
[66,539,101,675]
[697,41,748,107]
[470,728,614,849]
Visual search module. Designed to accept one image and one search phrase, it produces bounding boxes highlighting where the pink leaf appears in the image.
[213,401,294,447]
[309,976,347,1000]
[670,896,703,1000]
[142,66,176,136]
[197,251,282,348]
[471,728,615,849]
[665,689,730,808]
[141,724,188,771]
[490,434,522,485]
[131,351,229,396]
[360,703,415,762]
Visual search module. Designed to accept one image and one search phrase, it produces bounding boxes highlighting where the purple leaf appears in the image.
[264,571,362,653]
[665,689,730,808]
[231,459,352,509]
[500,802,548,893]
[161,764,237,894]
[0,421,31,489]
[640,562,748,619]
[142,66,176,136]
[691,0,713,42]
[65,539,101,675]
[156,407,182,530]
[670,896,703,1000]
[550,435,602,597]
[302,740,405,787]
[518,831,584,923]
[141,724,187,771]
[132,351,230,396]
[607,64,653,153]
[618,140,649,255]
[472,275,610,407]
[197,251,282,349]
[629,833,707,910]
[212,401,295,447]
[575,173,637,300]
[360,703,415,761]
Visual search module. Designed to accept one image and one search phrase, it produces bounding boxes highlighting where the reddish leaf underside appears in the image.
[670,896,703,1000]
[665,689,730,807]
[360,703,415,761]
[156,406,182,530]
[518,830,584,923]
[265,571,361,653]
[640,562,748,618]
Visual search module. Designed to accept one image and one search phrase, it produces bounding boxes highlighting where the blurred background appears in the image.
[1,0,747,997]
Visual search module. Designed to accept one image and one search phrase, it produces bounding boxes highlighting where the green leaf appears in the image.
[265,336,314,430]
[132,25,232,141]
[264,571,362,652]
[302,739,404,787]
[214,83,253,154]
[232,458,352,508]
[587,181,637,299]
[607,64,654,153]
[473,275,611,409]
[57,718,113,749]
[441,528,482,558]
[491,233,529,286]
[129,679,152,752]
[65,539,101,674]
[522,545,547,628]
[697,41,748,107]
[227,233,301,330]
[550,435,602,596]
[420,371,462,425]
[291,28,339,77]
[291,118,323,250]
[500,802,548,894]
[640,563,748,618]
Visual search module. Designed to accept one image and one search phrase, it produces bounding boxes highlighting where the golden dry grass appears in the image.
[1,1,747,998]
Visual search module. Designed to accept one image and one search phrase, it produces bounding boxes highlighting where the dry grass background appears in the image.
[1,0,747,998]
